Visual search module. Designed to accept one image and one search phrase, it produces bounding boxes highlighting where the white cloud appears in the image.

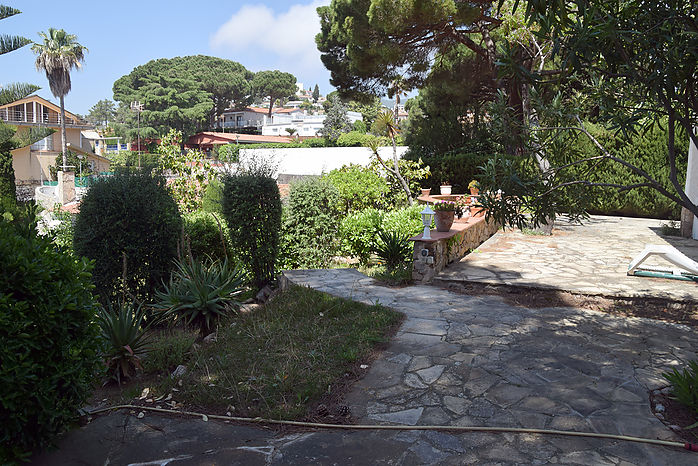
[210,1,329,78]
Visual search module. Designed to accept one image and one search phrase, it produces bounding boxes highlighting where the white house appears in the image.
[220,107,268,130]
[261,110,363,137]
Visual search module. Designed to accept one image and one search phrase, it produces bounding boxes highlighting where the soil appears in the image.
[650,390,698,444]
[440,281,698,327]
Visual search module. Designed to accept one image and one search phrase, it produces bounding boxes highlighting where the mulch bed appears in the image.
[650,390,698,444]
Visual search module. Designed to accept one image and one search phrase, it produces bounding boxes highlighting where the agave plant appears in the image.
[154,257,245,336]
[373,230,412,271]
[97,301,151,384]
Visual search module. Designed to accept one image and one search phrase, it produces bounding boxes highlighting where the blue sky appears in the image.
[1,0,332,115]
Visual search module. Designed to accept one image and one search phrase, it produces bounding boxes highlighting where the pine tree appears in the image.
[312,84,320,103]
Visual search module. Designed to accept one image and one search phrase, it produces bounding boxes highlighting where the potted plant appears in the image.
[433,201,456,232]
[468,180,480,196]
[420,187,431,197]
[440,182,452,196]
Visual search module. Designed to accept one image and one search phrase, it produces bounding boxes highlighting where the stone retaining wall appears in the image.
[410,216,500,283]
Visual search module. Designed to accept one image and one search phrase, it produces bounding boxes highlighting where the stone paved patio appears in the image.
[436,216,698,301]
[282,268,697,465]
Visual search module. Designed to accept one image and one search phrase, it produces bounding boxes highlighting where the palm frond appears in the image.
[0,5,22,20]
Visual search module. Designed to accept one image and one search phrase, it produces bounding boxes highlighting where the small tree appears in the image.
[320,94,352,143]
[251,70,297,118]
[157,129,214,213]
[312,84,320,103]
[367,110,413,205]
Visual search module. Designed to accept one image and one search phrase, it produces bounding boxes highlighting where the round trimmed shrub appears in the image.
[222,174,282,289]
[0,212,101,462]
[381,204,424,238]
[183,211,231,262]
[74,172,182,303]
[324,164,390,214]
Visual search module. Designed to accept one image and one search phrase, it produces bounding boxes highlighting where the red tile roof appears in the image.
[187,132,293,145]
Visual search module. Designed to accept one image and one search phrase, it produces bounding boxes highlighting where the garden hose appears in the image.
[89,404,698,453]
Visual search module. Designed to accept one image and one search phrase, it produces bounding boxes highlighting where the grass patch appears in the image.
[142,329,197,375]
[158,285,402,419]
[361,264,412,286]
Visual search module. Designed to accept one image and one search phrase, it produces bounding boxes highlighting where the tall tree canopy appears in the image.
[86,99,115,127]
[251,70,297,117]
[32,28,87,169]
[113,55,254,138]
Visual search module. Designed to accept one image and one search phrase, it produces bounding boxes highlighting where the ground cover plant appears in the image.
[121,286,402,421]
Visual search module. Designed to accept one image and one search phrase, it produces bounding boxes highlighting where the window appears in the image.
[30,135,53,151]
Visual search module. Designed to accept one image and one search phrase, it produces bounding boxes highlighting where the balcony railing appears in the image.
[0,110,87,126]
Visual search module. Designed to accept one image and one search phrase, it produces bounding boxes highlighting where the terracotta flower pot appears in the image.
[440,185,452,195]
[470,188,479,196]
[434,211,455,232]
[421,188,431,197]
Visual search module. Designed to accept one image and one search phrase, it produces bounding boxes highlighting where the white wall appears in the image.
[238,146,409,177]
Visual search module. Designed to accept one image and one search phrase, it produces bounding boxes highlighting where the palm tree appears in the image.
[369,110,413,205]
[31,28,87,170]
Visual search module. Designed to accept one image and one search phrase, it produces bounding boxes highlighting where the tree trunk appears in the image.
[267,96,274,118]
[60,94,68,169]
[392,136,413,205]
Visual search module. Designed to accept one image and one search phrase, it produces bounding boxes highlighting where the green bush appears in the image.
[353,120,367,133]
[281,178,342,269]
[73,172,182,303]
[562,123,689,219]
[381,204,424,239]
[108,151,159,170]
[222,174,282,289]
[183,211,230,262]
[324,164,390,214]
[201,178,224,214]
[336,131,377,147]
[0,209,101,462]
[340,208,385,265]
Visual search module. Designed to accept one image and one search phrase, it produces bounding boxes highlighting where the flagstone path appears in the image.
[437,215,698,301]
[281,268,697,465]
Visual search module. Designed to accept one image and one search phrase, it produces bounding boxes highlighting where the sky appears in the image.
[1,0,333,115]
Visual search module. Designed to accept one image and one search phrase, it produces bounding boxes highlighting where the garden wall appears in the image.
[411,216,500,283]
[239,146,409,177]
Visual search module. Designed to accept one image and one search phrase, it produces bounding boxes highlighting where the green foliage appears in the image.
[73,172,182,303]
[407,150,504,194]
[0,147,15,204]
[222,173,282,289]
[143,330,197,375]
[373,230,412,271]
[154,257,244,335]
[107,150,159,170]
[340,208,385,265]
[46,206,75,251]
[562,123,689,219]
[381,204,424,239]
[87,99,115,127]
[182,210,230,262]
[324,164,389,214]
[49,150,93,179]
[0,209,100,462]
[217,143,239,162]
[369,156,431,206]
[158,129,214,213]
[201,178,224,213]
[336,130,376,147]
[280,178,341,269]
[113,55,253,138]
[97,302,152,383]
[352,120,367,133]
[251,70,297,115]
[321,94,352,142]
[663,360,698,417]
